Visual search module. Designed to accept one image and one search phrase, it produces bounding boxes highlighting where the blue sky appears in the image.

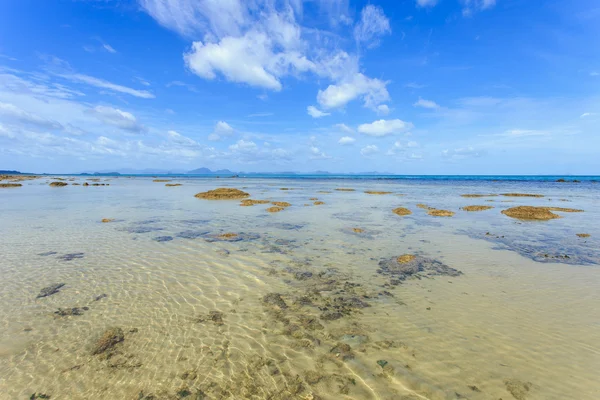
[0,0,598,174]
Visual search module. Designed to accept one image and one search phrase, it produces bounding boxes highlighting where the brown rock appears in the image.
[352,228,364,233]
[392,207,411,216]
[195,188,250,200]
[501,193,544,198]
[313,201,325,205]
[49,182,68,187]
[576,233,591,238]
[365,190,392,194]
[461,194,497,198]
[165,183,182,187]
[335,188,355,192]
[217,233,238,240]
[0,183,22,188]
[101,218,115,223]
[267,206,285,213]
[153,179,171,182]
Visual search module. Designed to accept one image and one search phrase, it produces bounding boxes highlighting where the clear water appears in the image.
[0,177,599,399]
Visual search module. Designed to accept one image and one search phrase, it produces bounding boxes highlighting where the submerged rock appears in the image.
[176,230,210,239]
[504,378,532,400]
[165,183,182,187]
[263,293,288,309]
[49,182,68,187]
[54,307,89,317]
[196,311,224,326]
[267,206,285,213]
[153,236,173,242]
[38,251,58,256]
[378,255,461,284]
[428,209,455,217]
[335,188,355,192]
[57,253,84,261]
[365,191,392,195]
[461,194,497,198]
[461,205,494,212]
[153,179,171,182]
[313,201,325,205]
[205,232,260,242]
[36,283,65,299]
[29,393,51,399]
[501,206,583,221]
[194,188,250,200]
[0,183,22,188]
[330,343,354,360]
[101,218,115,223]
[91,327,124,355]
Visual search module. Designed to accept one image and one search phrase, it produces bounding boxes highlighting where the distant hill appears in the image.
[187,167,234,175]
[0,170,23,174]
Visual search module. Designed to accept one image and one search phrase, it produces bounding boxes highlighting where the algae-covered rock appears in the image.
[501,206,583,221]
[153,179,171,182]
[91,327,124,355]
[392,207,411,216]
[378,255,461,284]
[501,193,544,198]
[313,201,325,205]
[461,205,494,212]
[101,218,115,223]
[330,343,354,360]
[240,199,270,206]
[576,233,591,238]
[461,194,497,198]
[165,183,182,187]
[36,283,65,299]
[428,209,455,217]
[49,182,68,187]
[271,201,291,207]
[504,378,532,400]
[0,183,22,188]
[335,188,355,192]
[365,191,392,195]
[195,188,250,200]
[266,206,285,213]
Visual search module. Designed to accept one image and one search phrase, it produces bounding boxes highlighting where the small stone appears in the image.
[36,283,65,299]
[91,327,124,355]
[377,360,388,368]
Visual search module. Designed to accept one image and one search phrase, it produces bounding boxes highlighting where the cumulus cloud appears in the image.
[387,140,418,155]
[353,5,391,48]
[338,136,355,145]
[309,146,331,159]
[442,146,483,159]
[307,105,330,118]
[360,144,379,156]
[413,98,439,109]
[317,73,390,110]
[143,1,390,109]
[208,121,235,141]
[358,119,413,137]
[88,105,145,133]
[0,101,63,129]
[227,138,291,163]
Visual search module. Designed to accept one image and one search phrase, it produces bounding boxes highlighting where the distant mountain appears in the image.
[187,167,234,175]
[0,170,22,174]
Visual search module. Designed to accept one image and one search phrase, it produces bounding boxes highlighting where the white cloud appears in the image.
[334,123,354,134]
[353,5,391,48]
[376,104,390,116]
[360,144,379,156]
[227,138,291,163]
[59,73,155,98]
[495,129,549,137]
[88,105,145,133]
[387,140,418,155]
[317,73,390,110]
[591,72,599,77]
[0,101,63,129]
[338,136,355,145]
[358,119,413,137]
[442,146,483,159]
[166,80,198,92]
[580,112,596,118]
[405,82,425,89]
[309,146,331,159]
[413,98,439,109]
[103,44,117,53]
[307,105,330,118]
[461,0,496,16]
[167,130,198,147]
[208,120,235,141]
[417,0,438,7]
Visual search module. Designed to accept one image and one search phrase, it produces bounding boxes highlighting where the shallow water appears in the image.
[0,177,599,399]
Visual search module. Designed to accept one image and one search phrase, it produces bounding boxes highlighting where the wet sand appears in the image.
[0,176,599,400]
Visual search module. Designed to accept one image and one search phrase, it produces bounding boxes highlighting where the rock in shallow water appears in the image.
[377,255,462,284]
[36,283,65,299]
[91,327,124,355]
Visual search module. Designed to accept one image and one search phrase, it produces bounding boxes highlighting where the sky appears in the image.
[0,0,599,174]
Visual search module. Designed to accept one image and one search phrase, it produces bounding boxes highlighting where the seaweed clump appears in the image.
[501,206,583,221]
[195,188,250,200]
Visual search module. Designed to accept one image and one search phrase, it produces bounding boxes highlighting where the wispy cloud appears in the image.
[59,73,155,98]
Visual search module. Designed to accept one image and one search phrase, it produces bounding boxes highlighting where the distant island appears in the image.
[187,167,234,175]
